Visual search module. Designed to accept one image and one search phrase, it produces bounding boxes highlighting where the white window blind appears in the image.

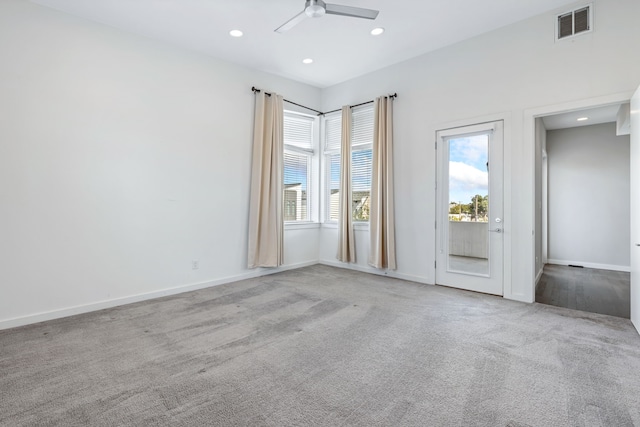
[323,105,374,222]
[351,105,373,221]
[284,111,314,222]
[284,114,314,150]
[352,106,374,147]
[324,113,342,151]
[327,153,340,221]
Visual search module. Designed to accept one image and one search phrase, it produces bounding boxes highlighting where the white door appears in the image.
[436,121,504,295]
[630,85,640,333]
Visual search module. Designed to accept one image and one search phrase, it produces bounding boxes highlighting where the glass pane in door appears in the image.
[447,134,490,275]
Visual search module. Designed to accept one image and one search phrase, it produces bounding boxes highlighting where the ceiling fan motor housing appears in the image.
[305,0,326,18]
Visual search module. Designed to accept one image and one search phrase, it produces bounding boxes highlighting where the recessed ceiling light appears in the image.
[302,58,313,64]
[229,30,243,37]
[577,117,589,121]
[371,27,385,36]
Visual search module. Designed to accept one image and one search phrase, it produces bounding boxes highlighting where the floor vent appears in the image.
[556,4,592,41]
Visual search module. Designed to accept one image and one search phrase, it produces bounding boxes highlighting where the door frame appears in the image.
[524,91,634,302]
[432,112,512,298]
[630,86,640,333]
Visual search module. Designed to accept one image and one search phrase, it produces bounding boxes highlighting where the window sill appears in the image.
[353,221,369,231]
[321,222,369,230]
[284,222,320,230]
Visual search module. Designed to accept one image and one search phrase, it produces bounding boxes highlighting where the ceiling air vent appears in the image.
[556,4,592,41]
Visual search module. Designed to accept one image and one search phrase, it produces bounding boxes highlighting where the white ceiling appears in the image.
[542,104,625,130]
[31,0,578,88]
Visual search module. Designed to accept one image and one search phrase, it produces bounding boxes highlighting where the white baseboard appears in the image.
[0,260,318,331]
[319,259,432,285]
[546,259,630,273]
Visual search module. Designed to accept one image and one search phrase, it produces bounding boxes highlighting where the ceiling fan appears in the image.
[275,0,379,33]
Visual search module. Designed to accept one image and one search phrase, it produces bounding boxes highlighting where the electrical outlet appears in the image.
[192,260,199,270]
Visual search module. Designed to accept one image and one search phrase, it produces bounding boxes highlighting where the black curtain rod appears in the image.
[252,87,323,115]
[322,93,397,116]
[251,86,397,116]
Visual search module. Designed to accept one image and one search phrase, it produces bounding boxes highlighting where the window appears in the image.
[283,111,315,222]
[324,113,341,221]
[351,106,374,221]
[323,105,374,222]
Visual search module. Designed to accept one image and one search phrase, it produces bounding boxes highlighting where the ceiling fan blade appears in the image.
[275,10,308,33]
[324,3,379,20]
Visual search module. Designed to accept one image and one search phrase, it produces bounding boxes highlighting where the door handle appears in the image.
[488,228,502,233]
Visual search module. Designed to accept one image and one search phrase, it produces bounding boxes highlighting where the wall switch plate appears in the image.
[192,260,199,270]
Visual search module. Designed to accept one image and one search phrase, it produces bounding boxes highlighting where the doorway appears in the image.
[436,121,504,295]
[534,104,631,318]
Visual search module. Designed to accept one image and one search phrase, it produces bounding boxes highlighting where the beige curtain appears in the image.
[368,96,396,269]
[337,106,356,263]
[247,91,284,268]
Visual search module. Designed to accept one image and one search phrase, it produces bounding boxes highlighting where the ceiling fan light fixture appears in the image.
[371,27,385,36]
[305,4,326,18]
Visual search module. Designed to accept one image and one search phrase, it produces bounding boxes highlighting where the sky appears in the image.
[448,135,489,204]
[284,153,309,189]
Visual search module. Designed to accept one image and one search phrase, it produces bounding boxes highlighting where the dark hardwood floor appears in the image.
[536,264,630,319]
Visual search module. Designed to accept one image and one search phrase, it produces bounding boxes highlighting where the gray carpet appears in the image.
[1,265,639,426]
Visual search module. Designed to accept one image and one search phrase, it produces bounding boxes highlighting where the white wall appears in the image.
[0,0,321,328]
[547,122,630,270]
[319,0,640,300]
